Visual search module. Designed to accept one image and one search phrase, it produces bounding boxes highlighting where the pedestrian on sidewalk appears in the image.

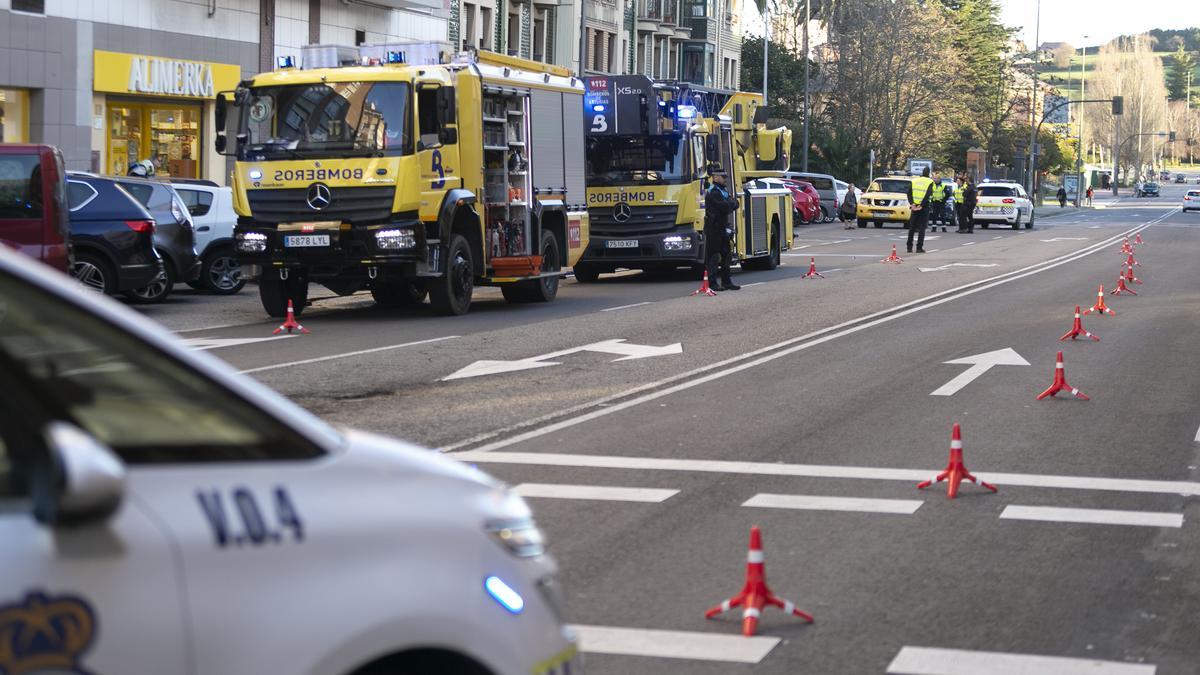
[1085,185,1094,206]
[906,168,934,253]
[1056,186,1067,207]
[957,179,977,233]
[840,183,858,229]
[703,167,741,291]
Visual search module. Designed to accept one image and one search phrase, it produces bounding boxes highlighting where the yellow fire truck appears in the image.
[574,75,793,282]
[216,44,588,316]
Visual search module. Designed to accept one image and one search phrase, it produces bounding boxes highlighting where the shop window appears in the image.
[107,102,201,179]
[0,89,29,143]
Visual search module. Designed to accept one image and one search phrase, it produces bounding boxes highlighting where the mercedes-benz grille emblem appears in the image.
[306,183,332,211]
[612,202,633,223]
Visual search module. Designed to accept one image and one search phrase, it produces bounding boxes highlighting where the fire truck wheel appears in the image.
[371,280,427,308]
[502,230,561,303]
[258,271,308,318]
[429,234,474,316]
[572,263,601,283]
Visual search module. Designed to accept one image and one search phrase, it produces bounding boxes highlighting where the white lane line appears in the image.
[514,483,678,503]
[442,218,1162,454]
[960,241,975,246]
[452,452,1200,497]
[572,625,779,663]
[741,282,765,287]
[183,335,296,350]
[1000,505,1183,528]
[240,335,460,374]
[177,322,252,333]
[823,268,845,273]
[992,235,1002,239]
[794,244,811,249]
[1194,422,1200,443]
[600,301,652,312]
[887,646,1156,674]
[744,493,923,514]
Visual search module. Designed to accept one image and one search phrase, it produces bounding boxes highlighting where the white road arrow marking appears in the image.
[917,262,1000,273]
[183,335,296,350]
[1040,237,1089,242]
[930,347,1030,396]
[443,339,683,381]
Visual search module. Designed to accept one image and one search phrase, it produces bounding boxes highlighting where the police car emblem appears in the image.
[0,591,99,674]
[306,183,332,211]
[612,202,633,223]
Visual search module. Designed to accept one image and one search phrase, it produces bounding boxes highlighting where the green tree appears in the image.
[739,35,810,116]
[1166,47,1197,101]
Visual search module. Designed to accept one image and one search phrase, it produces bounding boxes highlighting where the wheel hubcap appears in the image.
[208,256,242,290]
[134,270,168,298]
[72,262,106,292]
[451,253,471,301]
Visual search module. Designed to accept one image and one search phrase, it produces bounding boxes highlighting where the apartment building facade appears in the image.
[0,0,448,181]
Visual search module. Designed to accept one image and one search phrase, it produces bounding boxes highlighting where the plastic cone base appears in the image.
[1083,285,1115,316]
[881,245,903,264]
[1059,305,1099,341]
[705,526,812,636]
[802,257,825,279]
[1124,266,1143,285]
[917,423,997,499]
[272,300,310,335]
[691,271,718,297]
[1036,351,1089,401]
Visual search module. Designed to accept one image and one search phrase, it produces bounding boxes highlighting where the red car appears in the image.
[0,144,71,273]
[782,179,822,224]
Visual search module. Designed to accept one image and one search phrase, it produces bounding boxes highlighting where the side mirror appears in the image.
[32,422,126,526]
[706,136,720,162]
[215,94,227,131]
[215,133,227,154]
[438,86,457,126]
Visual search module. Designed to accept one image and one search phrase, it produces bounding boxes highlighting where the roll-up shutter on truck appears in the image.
[561,91,586,205]
[530,90,565,195]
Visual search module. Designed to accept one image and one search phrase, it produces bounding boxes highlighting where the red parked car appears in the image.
[0,144,71,273]
[782,179,822,224]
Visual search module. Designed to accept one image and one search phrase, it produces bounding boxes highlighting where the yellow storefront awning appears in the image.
[94,50,241,100]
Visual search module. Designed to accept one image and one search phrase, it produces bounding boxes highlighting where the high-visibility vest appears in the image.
[911,177,934,205]
[931,182,946,201]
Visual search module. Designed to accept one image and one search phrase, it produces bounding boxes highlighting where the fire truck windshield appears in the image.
[585,135,689,186]
[237,81,413,160]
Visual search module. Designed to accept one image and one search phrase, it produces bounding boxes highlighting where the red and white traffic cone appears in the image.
[1125,252,1141,268]
[881,245,903,264]
[1124,264,1142,285]
[917,423,997,499]
[1118,239,1134,255]
[1036,350,1089,401]
[690,270,718,297]
[1133,232,1145,246]
[272,300,310,335]
[705,526,812,637]
[1059,305,1099,341]
[1111,272,1138,296]
[801,257,825,279]
[1083,285,1115,316]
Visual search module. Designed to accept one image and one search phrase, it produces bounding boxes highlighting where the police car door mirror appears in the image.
[33,422,126,526]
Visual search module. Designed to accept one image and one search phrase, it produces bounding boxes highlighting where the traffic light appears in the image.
[1112,96,1124,115]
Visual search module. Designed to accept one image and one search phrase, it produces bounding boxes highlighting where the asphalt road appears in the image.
[140,185,1199,674]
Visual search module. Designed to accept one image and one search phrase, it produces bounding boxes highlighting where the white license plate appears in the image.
[284,235,330,247]
[872,210,891,217]
[606,239,638,249]
[979,206,1000,211]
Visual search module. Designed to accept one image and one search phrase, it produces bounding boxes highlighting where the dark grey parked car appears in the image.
[115,177,201,303]
[782,171,840,222]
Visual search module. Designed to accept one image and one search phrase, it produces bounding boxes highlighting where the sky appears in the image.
[1000,0,1198,48]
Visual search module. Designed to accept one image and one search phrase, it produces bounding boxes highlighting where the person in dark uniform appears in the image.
[704,168,740,291]
[957,179,978,233]
[905,167,934,253]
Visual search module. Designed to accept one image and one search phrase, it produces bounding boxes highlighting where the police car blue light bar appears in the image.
[677,104,697,119]
[277,55,296,69]
[484,576,524,614]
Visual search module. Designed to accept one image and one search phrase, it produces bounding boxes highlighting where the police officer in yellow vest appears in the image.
[906,167,935,253]
[929,173,948,232]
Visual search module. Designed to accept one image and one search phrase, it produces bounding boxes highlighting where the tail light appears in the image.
[125,219,155,234]
[1002,198,1015,204]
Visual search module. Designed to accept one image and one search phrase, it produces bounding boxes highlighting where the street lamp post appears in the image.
[1026,0,1042,201]
[1075,37,1088,207]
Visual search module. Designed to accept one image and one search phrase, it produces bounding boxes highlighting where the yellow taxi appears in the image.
[856,176,916,228]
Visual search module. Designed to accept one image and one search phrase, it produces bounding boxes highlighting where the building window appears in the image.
[355,29,367,46]
[508,9,520,56]
[481,7,493,50]
[0,89,29,143]
[11,0,45,14]
[533,9,546,62]
[606,33,616,72]
[592,30,604,71]
[107,101,202,179]
[463,3,476,51]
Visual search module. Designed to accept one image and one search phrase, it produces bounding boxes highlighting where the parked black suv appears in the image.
[65,173,161,295]
[115,177,200,303]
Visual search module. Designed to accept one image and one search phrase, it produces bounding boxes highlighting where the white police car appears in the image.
[0,246,575,675]
[974,180,1035,230]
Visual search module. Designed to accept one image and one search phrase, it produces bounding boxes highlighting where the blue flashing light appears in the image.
[386,50,406,64]
[276,55,296,69]
[658,100,667,107]
[484,576,524,614]
[677,104,697,120]
[592,104,606,112]
[248,170,263,180]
